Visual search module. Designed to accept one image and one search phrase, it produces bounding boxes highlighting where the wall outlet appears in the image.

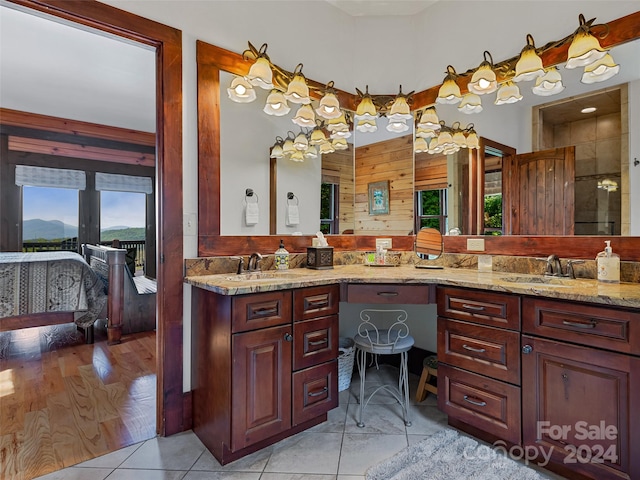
[184,213,197,236]
[466,238,485,252]
[376,238,392,249]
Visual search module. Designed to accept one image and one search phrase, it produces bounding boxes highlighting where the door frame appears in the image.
[5,0,185,436]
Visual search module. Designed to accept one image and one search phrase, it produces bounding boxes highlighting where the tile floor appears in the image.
[35,366,561,480]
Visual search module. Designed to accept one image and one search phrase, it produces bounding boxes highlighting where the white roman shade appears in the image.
[95,173,153,194]
[15,165,86,190]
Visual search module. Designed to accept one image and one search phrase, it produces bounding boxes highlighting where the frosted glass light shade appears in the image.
[417,108,440,130]
[247,57,274,89]
[436,78,462,104]
[532,67,565,96]
[416,127,437,139]
[495,82,523,105]
[386,119,409,133]
[452,130,467,148]
[466,131,480,149]
[414,137,429,153]
[292,104,316,127]
[318,141,336,154]
[468,65,497,95]
[327,113,348,132]
[270,144,284,158]
[437,130,454,148]
[458,93,483,114]
[284,73,311,104]
[387,96,412,121]
[294,132,309,151]
[355,95,377,119]
[282,138,295,155]
[316,92,342,119]
[355,118,377,133]
[581,54,620,84]
[330,130,352,139]
[332,138,349,150]
[227,76,256,103]
[304,145,318,159]
[566,30,607,69]
[290,150,305,162]
[513,36,544,82]
[428,137,442,154]
[263,90,291,116]
[309,128,327,145]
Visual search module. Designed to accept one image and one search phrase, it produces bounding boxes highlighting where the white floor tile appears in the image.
[119,430,205,471]
[190,444,271,472]
[105,470,187,480]
[183,472,261,480]
[75,442,143,468]
[264,432,343,475]
[337,433,407,476]
[34,467,114,480]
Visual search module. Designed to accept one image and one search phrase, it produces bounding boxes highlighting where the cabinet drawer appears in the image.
[437,286,520,330]
[347,284,433,304]
[523,297,640,355]
[294,285,340,322]
[292,360,338,426]
[438,318,520,385]
[294,315,339,370]
[232,291,292,333]
[438,364,521,445]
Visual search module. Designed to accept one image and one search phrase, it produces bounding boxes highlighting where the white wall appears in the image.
[630,79,640,235]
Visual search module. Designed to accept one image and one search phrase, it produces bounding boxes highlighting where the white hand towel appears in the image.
[286,204,300,226]
[245,202,259,225]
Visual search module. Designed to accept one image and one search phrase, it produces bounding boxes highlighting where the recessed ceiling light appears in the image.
[581,107,597,114]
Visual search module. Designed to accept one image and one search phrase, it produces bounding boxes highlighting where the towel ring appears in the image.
[286,192,298,206]
[245,188,259,204]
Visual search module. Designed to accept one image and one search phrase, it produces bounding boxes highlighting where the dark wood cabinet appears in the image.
[522,298,640,480]
[192,285,338,465]
[437,286,522,445]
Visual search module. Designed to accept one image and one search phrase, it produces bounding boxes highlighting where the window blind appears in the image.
[95,173,153,194]
[15,165,86,190]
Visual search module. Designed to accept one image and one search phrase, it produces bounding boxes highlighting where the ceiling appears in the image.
[541,89,621,125]
[325,0,439,17]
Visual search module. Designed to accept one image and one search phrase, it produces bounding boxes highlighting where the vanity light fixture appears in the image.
[330,129,352,139]
[318,141,336,154]
[356,118,378,133]
[416,127,438,139]
[414,136,429,153]
[532,67,565,96]
[566,14,608,69]
[309,125,328,145]
[326,112,349,133]
[468,51,498,95]
[263,90,291,116]
[304,145,319,159]
[354,86,378,133]
[332,137,349,150]
[245,44,274,90]
[289,150,305,162]
[284,64,311,104]
[513,34,544,82]
[387,119,410,133]
[227,76,256,103]
[292,104,316,127]
[458,92,483,114]
[436,66,462,104]
[495,81,523,105]
[315,81,342,120]
[581,53,620,84]
[417,107,441,130]
[282,134,296,155]
[387,86,413,122]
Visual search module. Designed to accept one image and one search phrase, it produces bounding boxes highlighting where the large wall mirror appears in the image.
[198,12,639,257]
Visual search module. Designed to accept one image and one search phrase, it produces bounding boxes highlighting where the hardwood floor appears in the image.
[0,324,156,480]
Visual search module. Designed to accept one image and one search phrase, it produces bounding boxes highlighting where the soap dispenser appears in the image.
[596,240,620,283]
[275,239,289,270]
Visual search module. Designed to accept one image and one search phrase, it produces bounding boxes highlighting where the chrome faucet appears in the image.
[545,255,562,276]
[247,252,263,272]
[566,259,585,279]
[235,256,245,274]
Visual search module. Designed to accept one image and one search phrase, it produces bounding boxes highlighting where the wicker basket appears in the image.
[338,337,355,392]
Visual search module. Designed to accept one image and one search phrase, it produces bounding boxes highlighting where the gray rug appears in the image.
[366,429,546,480]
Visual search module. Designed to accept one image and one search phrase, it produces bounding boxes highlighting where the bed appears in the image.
[0,251,107,343]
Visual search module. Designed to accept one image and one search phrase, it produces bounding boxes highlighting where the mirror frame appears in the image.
[197,12,640,259]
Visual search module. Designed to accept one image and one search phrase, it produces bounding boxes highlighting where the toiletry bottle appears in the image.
[275,240,289,270]
[596,240,620,283]
[375,245,386,265]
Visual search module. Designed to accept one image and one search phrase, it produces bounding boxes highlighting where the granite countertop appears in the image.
[184,264,640,308]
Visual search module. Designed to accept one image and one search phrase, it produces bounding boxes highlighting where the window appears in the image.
[484,193,503,235]
[100,191,146,242]
[320,182,338,234]
[22,186,79,246]
[415,189,447,234]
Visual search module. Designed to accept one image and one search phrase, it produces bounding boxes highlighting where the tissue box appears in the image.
[306,246,333,269]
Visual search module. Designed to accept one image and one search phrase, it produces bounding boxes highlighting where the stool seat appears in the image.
[354,329,414,354]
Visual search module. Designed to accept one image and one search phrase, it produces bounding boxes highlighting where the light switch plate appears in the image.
[376,238,392,249]
[184,213,197,236]
[467,238,485,251]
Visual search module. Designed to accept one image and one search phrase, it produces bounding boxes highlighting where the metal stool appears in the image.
[353,309,414,428]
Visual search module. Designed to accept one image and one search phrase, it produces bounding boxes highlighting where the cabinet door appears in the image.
[231,325,292,451]
[522,335,640,480]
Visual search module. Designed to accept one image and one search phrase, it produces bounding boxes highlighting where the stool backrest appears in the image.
[357,308,409,351]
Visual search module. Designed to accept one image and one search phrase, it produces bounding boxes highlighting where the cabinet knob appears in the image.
[522,344,533,354]
[284,333,293,342]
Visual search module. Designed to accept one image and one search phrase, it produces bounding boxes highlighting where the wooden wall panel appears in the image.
[321,145,354,234]
[355,135,414,235]
[415,152,447,190]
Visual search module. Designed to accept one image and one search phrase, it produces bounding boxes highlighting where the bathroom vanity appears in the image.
[186,264,640,479]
